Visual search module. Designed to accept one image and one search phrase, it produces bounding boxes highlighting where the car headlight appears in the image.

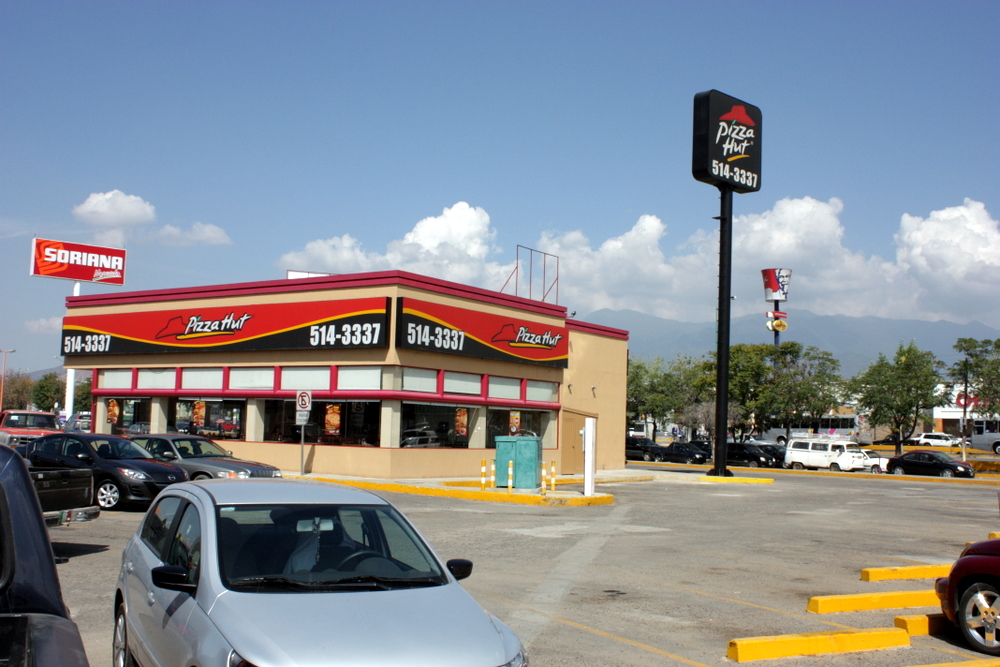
[217,471,250,479]
[500,647,529,667]
[117,467,151,481]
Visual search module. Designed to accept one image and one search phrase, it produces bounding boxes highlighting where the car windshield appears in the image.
[94,437,153,459]
[171,437,229,458]
[217,503,447,591]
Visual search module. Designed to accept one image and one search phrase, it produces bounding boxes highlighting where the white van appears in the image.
[784,438,866,471]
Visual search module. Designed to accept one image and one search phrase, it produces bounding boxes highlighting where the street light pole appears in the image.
[0,349,15,411]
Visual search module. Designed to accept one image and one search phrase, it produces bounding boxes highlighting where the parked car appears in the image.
[906,432,962,447]
[886,450,975,478]
[625,436,665,461]
[63,411,92,432]
[687,440,714,457]
[0,445,91,667]
[24,432,188,509]
[784,438,866,471]
[124,422,151,435]
[726,442,777,468]
[936,538,1000,655]
[757,444,786,465]
[872,433,903,447]
[400,428,441,448]
[131,434,282,480]
[860,449,892,474]
[113,479,529,667]
[654,441,708,465]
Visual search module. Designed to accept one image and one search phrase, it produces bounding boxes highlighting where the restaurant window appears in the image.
[487,376,520,400]
[485,408,552,449]
[526,380,558,402]
[229,367,274,390]
[100,369,132,389]
[443,372,481,395]
[181,368,223,390]
[171,399,244,440]
[280,366,330,391]
[262,399,380,445]
[337,366,381,391]
[137,368,174,390]
[402,367,437,393]
[401,403,474,448]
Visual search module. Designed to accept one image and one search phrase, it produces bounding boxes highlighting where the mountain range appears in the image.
[582,309,1000,377]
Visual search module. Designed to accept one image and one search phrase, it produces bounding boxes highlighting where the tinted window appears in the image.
[165,504,202,586]
[141,496,185,558]
[791,442,808,450]
[812,443,829,452]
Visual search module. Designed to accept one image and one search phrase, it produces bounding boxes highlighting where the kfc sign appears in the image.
[31,238,127,285]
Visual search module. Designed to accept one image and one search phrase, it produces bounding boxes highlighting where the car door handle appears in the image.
[126,561,134,573]
[147,591,155,605]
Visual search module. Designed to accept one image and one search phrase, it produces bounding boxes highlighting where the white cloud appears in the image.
[72,190,156,228]
[25,317,62,334]
[276,198,1000,328]
[157,222,232,246]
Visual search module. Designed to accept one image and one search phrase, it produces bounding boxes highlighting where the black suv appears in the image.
[24,433,187,509]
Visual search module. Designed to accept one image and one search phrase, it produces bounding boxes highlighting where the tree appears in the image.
[851,342,948,455]
[74,376,94,414]
[951,338,1000,428]
[2,371,33,410]
[31,373,65,412]
[758,342,843,440]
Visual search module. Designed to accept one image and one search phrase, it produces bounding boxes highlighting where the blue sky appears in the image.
[2,1,998,373]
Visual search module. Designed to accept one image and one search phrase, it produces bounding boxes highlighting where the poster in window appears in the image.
[509,411,521,434]
[326,404,341,436]
[455,408,468,437]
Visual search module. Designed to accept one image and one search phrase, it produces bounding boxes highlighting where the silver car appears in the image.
[131,434,282,480]
[113,479,528,667]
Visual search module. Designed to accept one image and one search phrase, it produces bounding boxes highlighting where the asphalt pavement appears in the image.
[50,465,1000,667]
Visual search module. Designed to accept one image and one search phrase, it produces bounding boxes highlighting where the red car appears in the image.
[936,538,1000,655]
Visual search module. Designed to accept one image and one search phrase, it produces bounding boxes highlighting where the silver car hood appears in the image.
[208,582,517,667]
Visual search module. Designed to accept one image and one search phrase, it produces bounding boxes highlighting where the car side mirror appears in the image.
[447,558,473,581]
[151,565,197,593]
[226,451,232,456]
[75,453,93,462]
[161,451,177,460]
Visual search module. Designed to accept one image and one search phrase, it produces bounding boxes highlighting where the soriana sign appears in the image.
[31,238,127,286]
[396,297,568,368]
[61,297,389,356]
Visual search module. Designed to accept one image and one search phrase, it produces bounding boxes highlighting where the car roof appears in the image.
[176,478,390,506]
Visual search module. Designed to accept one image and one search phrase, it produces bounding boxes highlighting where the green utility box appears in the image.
[495,436,542,489]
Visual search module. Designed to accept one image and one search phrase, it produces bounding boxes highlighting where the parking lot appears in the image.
[52,466,1000,666]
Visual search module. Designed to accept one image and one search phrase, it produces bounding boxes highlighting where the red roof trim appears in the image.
[66,270,567,318]
[567,319,629,340]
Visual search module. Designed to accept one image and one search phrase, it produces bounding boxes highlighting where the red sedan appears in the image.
[936,538,1000,655]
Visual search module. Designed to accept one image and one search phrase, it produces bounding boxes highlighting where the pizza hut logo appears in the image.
[156,312,252,341]
[491,324,563,350]
[716,105,756,160]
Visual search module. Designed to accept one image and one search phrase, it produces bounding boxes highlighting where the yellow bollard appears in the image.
[490,460,496,488]
[550,460,556,492]
[540,462,547,496]
[480,459,487,492]
[507,460,514,493]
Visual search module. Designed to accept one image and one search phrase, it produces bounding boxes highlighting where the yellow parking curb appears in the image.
[697,476,774,484]
[298,476,616,506]
[902,660,1000,667]
[726,627,909,662]
[807,589,939,613]
[861,564,951,581]
[894,613,951,636]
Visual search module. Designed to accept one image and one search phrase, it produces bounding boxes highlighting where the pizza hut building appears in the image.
[62,271,628,479]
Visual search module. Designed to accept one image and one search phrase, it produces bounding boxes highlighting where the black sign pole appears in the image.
[711,186,734,477]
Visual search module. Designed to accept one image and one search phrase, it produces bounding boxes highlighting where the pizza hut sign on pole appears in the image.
[30,238,127,286]
[692,90,762,478]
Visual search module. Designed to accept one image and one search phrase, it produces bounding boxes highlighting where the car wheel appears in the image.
[747,460,758,468]
[892,466,906,475]
[830,463,841,472]
[792,462,804,470]
[654,454,664,462]
[97,480,123,509]
[871,465,882,474]
[777,437,786,445]
[643,452,652,462]
[685,457,695,465]
[941,469,955,478]
[113,603,135,667]
[994,443,1000,456]
[959,583,1000,655]
[192,473,213,480]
